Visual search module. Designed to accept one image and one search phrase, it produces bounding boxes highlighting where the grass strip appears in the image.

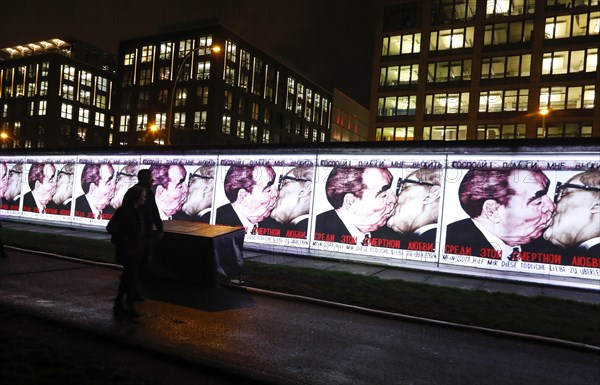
[2,227,599,346]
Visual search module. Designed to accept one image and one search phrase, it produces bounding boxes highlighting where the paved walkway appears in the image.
[1,220,600,384]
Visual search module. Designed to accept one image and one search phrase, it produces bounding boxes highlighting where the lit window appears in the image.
[124,53,135,66]
[38,100,47,116]
[136,114,148,131]
[226,41,237,63]
[250,124,258,142]
[173,112,185,129]
[97,77,108,92]
[225,65,236,85]
[222,115,231,134]
[95,112,105,127]
[77,127,87,141]
[60,103,73,119]
[194,111,207,130]
[431,28,473,50]
[382,33,421,55]
[119,115,130,132]
[178,39,193,58]
[79,90,91,104]
[62,84,74,100]
[95,95,107,109]
[175,88,187,106]
[79,108,90,123]
[62,65,75,82]
[80,71,92,87]
[159,42,172,60]
[237,121,246,138]
[155,113,166,129]
[196,61,210,79]
[39,81,48,96]
[198,35,213,56]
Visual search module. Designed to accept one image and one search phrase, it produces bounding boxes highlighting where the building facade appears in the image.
[0,38,116,148]
[330,88,370,142]
[114,22,332,146]
[371,0,599,141]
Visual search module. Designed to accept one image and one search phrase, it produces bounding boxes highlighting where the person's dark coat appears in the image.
[135,184,163,233]
[106,205,144,264]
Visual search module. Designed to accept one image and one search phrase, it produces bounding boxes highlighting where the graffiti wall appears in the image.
[1,146,598,285]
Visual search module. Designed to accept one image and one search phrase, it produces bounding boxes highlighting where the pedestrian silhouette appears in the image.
[106,186,146,317]
[133,168,163,278]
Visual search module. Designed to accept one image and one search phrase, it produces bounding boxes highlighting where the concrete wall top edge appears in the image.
[1,139,598,157]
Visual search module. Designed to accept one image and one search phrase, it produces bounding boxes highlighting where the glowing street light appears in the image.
[540,108,550,132]
[143,123,164,145]
[0,131,19,148]
[166,44,221,145]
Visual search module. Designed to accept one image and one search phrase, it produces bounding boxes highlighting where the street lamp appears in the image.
[147,124,164,145]
[539,108,550,133]
[0,132,19,148]
[166,44,221,145]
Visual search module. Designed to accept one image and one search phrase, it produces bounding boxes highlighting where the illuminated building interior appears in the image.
[116,22,332,146]
[372,0,599,141]
[0,38,116,148]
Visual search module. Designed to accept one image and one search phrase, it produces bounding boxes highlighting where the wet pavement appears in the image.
[1,221,600,384]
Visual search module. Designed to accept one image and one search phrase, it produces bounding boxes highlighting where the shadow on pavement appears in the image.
[139,275,256,312]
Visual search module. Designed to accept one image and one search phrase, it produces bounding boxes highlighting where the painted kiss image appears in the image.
[47,162,75,216]
[542,169,599,269]
[141,156,216,223]
[213,157,316,246]
[0,159,23,213]
[19,157,76,221]
[72,157,140,222]
[441,156,600,279]
[311,156,444,261]
[74,161,118,220]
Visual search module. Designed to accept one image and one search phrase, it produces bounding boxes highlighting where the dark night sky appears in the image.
[0,0,381,107]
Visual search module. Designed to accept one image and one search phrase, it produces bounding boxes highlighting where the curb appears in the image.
[224,283,600,354]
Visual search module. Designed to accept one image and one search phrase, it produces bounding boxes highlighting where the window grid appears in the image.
[430,27,474,50]
[477,124,527,140]
[425,92,470,114]
[381,64,420,85]
[481,54,531,79]
[427,60,472,83]
[382,33,421,56]
[423,125,468,140]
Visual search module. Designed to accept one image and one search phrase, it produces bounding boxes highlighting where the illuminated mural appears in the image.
[1,149,598,284]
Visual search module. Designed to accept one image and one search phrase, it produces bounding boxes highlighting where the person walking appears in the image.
[134,168,163,278]
[106,186,146,318]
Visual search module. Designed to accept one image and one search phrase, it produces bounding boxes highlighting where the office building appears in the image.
[114,20,332,146]
[371,0,599,141]
[330,88,370,142]
[0,38,116,148]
